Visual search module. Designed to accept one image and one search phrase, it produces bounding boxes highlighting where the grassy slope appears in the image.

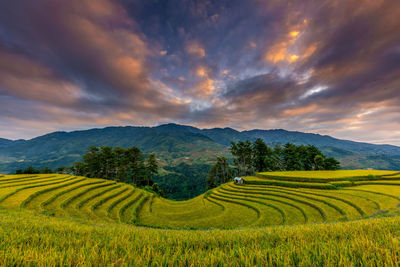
[1,170,400,265]
[1,171,400,229]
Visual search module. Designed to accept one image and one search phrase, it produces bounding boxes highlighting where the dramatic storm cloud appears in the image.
[0,0,399,144]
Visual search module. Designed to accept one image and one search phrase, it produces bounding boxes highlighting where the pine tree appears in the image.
[230,140,254,176]
[206,157,233,189]
[146,153,158,186]
[252,138,273,172]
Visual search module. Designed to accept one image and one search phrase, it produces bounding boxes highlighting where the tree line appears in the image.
[207,139,341,189]
[58,146,162,195]
[72,146,159,185]
[16,166,53,174]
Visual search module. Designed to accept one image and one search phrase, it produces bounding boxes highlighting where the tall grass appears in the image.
[0,208,399,266]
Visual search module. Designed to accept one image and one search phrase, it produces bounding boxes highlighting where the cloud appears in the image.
[185,40,206,58]
[0,0,399,146]
[0,50,82,107]
[0,0,189,127]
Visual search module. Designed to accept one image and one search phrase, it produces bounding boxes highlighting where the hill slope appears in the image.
[1,124,400,175]
[1,171,400,265]
[1,170,399,229]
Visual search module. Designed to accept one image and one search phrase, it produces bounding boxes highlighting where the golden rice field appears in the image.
[259,170,398,179]
[1,171,400,228]
[0,170,400,265]
[0,208,399,266]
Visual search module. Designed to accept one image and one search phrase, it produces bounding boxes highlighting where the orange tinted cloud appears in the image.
[265,22,305,64]
[186,41,206,58]
[282,104,319,117]
[0,50,81,106]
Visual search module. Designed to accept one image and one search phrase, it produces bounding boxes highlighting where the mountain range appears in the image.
[1,123,400,174]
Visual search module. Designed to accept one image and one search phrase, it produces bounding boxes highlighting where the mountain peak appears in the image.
[154,123,200,132]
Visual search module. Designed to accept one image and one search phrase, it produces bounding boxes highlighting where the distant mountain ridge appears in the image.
[1,123,400,174]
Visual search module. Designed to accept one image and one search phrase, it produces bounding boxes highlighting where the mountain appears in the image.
[1,123,400,173]
[0,125,226,172]
[0,138,13,148]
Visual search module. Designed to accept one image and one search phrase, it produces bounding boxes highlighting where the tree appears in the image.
[271,144,284,171]
[73,162,84,176]
[306,145,323,170]
[40,167,53,174]
[151,183,165,197]
[74,146,156,188]
[314,155,325,170]
[82,146,100,178]
[252,138,272,172]
[114,147,127,182]
[230,140,254,176]
[126,147,146,186]
[229,140,341,173]
[15,166,52,174]
[99,146,115,179]
[324,157,341,170]
[283,143,301,170]
[207,157,233,189]
[146,153,158,186]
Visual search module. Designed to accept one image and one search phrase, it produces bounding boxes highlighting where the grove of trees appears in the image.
[71,146,162,194]
[206,157,234,189]
[207,139,340,189]
[15,166,53,174]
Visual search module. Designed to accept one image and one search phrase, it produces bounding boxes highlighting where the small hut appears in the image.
[234,177,244,184]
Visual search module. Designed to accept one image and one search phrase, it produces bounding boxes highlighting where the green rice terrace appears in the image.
[0,171,400,266]
[1,170,400,265]
[1,170,400,229]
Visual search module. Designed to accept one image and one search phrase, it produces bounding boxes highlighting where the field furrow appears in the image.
[0,175,61,188]
[0,175,75,209]
[218,185,307,224]
[77,184,123,220]
[60,181,116,218]
[227,184,327,222]
[107,189,136,221]
[213,189,285,226]
[41,179,106,214]
[119,192,145,223]
[249,185,365,218]
[234,184,349,221]
[92,186,131,221]
[0,175,39,184]
[21,176,86,209]
[208,193,261,226]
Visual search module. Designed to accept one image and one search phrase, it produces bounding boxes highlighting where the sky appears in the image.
[0,0,399,145]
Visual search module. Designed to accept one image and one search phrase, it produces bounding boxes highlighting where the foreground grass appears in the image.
[0,208,399,266]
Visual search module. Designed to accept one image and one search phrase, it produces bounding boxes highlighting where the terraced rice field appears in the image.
[0,174,151,225]
[0,170,400,229]
[0,171,400,265]
[259,170,399,180]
